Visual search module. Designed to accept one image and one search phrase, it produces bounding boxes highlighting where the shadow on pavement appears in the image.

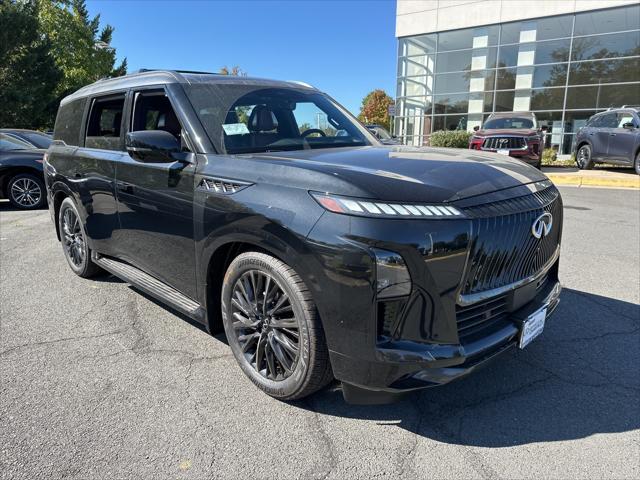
[293,288,640,447]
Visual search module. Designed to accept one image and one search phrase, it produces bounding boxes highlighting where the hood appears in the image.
[246,145,547,203]
[475,128,538,137]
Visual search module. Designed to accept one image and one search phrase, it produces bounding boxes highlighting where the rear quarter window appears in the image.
[53,98,87,146]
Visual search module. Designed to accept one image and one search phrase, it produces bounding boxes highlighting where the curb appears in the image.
[545,173,640,189]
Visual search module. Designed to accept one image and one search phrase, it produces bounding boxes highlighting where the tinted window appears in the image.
[437,26,499,51]
[574,5,640,36]
[569,58,640,85]
[54,98,87,146]
[131,90,189,151]
[0,133,31,151]
[571,31,640,61]
[597,113,618,128]
[483,116,535,129]
[85,95,125,150]
[18,131,52,149]
[565,83,640,109]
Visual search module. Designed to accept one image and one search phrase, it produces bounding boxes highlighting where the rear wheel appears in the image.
[58,197,101,278]
[7,173,46,209]
[576,144,594,170]
[221,252,332,400]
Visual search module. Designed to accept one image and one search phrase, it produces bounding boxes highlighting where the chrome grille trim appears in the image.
[481,136,527,150]
[456,188,562,304]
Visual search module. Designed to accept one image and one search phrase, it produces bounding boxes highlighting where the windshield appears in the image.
[186,85,370,154]
[483,117,535,130]
[0,134,32,151]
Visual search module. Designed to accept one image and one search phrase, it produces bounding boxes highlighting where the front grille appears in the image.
[482,136,526,150]
[459,186,563,295]
[456,294,509,340]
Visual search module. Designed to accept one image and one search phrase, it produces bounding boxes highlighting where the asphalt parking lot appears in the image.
[1,186,639,480]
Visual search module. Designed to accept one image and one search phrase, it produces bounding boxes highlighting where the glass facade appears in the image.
[395,5,640,153]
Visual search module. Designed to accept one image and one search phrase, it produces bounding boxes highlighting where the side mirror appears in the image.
[126,130,181,163]
[622,122,635,130]
[540,125,549,132]
[473,126,480,132]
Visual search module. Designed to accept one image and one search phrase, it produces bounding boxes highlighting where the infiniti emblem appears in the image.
[531,212,553,239]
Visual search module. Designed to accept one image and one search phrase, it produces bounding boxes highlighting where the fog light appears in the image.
[373,248,412,299]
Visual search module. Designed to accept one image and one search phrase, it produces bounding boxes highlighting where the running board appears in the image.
[93,255,205,322]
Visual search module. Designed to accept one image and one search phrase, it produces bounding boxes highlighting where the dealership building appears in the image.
[395,0,640,153]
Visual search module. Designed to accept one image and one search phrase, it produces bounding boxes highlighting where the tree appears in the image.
[219,66,247,76]
[0,0,62,128]
[358,89,394,127]
[37,0,127,98]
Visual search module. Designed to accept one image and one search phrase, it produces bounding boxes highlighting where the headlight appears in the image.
[311,192,464,218]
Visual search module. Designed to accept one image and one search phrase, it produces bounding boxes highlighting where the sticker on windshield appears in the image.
[222,123,249,135]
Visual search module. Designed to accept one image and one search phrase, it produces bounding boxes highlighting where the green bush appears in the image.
[429,130,473,148]
[541,148,557,165]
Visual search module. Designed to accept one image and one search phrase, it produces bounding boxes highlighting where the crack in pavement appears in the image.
[304,397,338,480]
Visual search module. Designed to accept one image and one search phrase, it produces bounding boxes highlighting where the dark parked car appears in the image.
[0,133,47,209]
[0,129,53,150]
[366,124,400,145]
[469,112,544,168]
[574,107,640,175]
[46,70,563,404]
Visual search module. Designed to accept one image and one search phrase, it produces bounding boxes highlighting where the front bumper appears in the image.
[339,277,561,404]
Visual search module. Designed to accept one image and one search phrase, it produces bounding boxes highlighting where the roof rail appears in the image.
[621,105,640,108]
[133,68,217,75]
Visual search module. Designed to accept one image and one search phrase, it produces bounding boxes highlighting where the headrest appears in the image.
[157,110,181,134]
[248,105,276,132]
[224,110,239,124]
[112,111,122,133]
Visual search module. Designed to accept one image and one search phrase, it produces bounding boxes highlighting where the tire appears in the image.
[634,151,640,176]
[58,197,101,278]
[7,173,46,209]
[576,144,594,170]
[221,252,333,400]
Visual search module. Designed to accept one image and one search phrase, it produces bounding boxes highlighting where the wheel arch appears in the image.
[201,231,321,335]
[50,182,74,241]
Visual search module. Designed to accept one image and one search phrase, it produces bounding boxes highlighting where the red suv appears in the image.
[469,112,545,168]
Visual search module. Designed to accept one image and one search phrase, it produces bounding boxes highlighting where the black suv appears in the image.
[46,70,563,404]
[574,107,640,174]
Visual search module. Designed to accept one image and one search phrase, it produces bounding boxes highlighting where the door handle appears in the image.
[609,133,616,136]
[117,181,134,194]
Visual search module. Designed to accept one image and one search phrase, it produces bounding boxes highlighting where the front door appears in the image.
[114,88,198,298]
[607,112,638,164]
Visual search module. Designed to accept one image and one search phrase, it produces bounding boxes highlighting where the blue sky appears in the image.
[86,0,398,114]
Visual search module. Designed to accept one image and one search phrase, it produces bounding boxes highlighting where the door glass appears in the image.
[617,113,635,128]
[131,91,190,151]
[85,95,125,150]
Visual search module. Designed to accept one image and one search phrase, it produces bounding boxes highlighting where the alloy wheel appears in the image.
[10,177,42,207]
[577,146,590,168]
[230,270,300,381]
[61,207,86,267]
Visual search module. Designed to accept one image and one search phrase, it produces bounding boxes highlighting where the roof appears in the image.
[60,69,317,106]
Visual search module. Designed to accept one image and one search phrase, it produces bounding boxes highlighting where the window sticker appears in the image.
[222,123,250,135]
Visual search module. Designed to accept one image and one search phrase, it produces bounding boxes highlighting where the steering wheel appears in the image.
[301,128,326,138]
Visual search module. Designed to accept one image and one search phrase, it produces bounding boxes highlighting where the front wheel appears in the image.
[221,252,333,400]
[7,173,46,209]
[576,144,594,170]
[58,197,101,278]
[634,151,640,176]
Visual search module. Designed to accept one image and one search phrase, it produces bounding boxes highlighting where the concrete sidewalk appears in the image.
[542,167,640,189]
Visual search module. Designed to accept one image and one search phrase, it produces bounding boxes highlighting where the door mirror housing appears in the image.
[622,122,635,130]
[126,130,181,162]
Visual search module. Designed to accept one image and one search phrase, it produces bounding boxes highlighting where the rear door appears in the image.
[607,111,638,164]
[114,87,198,298]
[591,113,617,160]
[70,93,127,255]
